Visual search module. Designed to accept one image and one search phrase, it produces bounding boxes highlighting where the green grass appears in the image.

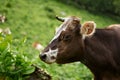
[0,0,119,80]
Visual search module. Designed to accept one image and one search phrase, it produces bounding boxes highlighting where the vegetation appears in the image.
[0,31,34,80]
[0,29,51,80]
[0,0,119,80]
[58,0,120,16]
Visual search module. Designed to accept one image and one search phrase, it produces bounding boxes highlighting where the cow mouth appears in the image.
[40,55,56,64]
[40,48,58,64]
[42,57,56,64]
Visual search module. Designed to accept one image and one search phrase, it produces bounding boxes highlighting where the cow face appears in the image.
[40,16,96,64]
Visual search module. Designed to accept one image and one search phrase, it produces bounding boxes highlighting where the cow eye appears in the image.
[63,34,72,41]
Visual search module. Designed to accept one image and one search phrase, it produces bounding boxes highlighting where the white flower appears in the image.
[0,15,6,23]
[3,28,11,34]
[0,28,3,33]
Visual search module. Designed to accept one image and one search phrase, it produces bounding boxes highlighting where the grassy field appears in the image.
[0,0,119,80]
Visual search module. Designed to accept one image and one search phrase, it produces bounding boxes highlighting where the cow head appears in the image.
[40,16,96,64]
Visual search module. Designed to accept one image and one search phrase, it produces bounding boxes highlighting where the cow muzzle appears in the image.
[39,48,58,64]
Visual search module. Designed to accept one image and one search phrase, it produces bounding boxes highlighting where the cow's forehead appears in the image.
[50,17,73,43]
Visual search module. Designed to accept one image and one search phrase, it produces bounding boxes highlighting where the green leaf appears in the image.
[5,34,12,43]
[0,41,9,52]
[22,66,35,75]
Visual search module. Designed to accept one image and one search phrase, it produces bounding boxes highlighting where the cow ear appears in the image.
[80,21,96,38]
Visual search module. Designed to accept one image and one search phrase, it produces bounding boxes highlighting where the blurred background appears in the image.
[0,0,120,80]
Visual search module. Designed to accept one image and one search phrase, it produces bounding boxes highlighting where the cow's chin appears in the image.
[43,59,56,64]
[43,58,79,64]
[42,59,64,64]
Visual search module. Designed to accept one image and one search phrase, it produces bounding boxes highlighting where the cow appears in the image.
[40,16,120,80]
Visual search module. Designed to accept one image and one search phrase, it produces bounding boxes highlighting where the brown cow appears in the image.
[40,16,120,80]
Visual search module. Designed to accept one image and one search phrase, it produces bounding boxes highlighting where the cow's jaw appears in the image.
[42,48,58,64]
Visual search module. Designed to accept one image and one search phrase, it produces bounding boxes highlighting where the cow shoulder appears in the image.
[107,24,120,29]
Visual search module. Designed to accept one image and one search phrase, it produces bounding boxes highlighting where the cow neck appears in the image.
[81,29,119,76]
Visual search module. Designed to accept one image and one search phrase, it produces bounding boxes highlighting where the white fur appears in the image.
[50,18,70,43]
[44,18,73,63]
[43,48,58,63]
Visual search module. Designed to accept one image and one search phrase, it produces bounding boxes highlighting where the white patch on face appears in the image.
[50,18,71,43]
[43,17,72,63]
[43,48,58,63]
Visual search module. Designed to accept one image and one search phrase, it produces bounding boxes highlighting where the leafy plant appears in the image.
[0,31,35,80]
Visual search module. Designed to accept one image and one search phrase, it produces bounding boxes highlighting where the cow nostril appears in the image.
[40,54,47,60]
